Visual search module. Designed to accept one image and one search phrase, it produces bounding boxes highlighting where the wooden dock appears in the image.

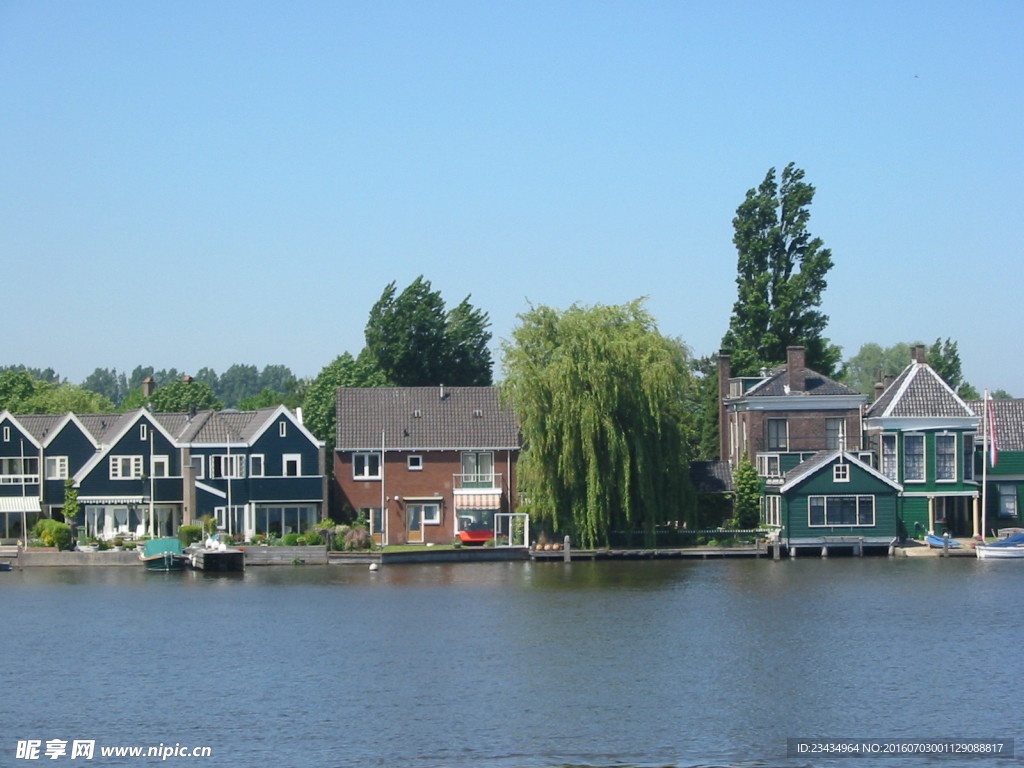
[530,544,769,561]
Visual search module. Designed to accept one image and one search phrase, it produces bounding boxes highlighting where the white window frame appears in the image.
[283,454,301,477]
[833,463,850,483]
[825,418,845,450]
[209,454,245,479]
[935,433,957,483]
[140,423,149,441]
[997,484,1018,519]
[963,434,975,482]
[279,421,287,438]
[904,433,926,483]
[45,455,69,480]
[763,495,781,527]
[2,426,9,442]
[151,455,170,478]
[250,454,265,477]
[808,495,876,527]
[881,433,898,481]
[110,455,144,480]
[407,455,423,471]
[353,452,381,480]
[766,418,789,451]
[0,457,39,483]
[410,502,441,526]
[756,454,781,478]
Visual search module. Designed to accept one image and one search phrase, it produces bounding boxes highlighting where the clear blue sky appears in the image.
[2,1,1021,393]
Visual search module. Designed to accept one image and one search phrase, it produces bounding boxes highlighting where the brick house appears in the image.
[334,386,520,545]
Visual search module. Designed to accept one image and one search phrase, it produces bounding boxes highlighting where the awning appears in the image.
[0,497,41,513]
[454,492,502,510]
[77,496,144,505]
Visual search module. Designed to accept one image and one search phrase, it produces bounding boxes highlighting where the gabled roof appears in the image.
[336,386,520,451]
[968,398,1024,452]
[742,366,861,398]
[865,362,976,420]
[779,450,902,494]
[0,411,45,449]
[5,413,63,445]
[689,460,734,493]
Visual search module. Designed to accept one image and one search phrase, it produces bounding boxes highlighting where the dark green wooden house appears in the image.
[767,450,902,551]
[968,398,1024,534]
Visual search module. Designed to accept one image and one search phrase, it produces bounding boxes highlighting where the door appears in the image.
[407,505,423,543]
[461,452,495,488]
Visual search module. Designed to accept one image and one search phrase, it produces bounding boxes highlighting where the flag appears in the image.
[987,395,999,467]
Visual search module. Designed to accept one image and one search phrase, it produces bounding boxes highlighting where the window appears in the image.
[209,454,245,479]
[279,421,287,437]
[353,452,381,479]
[110,455,144,480]
[881,434,898,481]
[904,434,925,482]
[763,495,781,527]
[2,426,9,442]
[766,419,789,450]
[45,456,69,480]
[407,455,423,471]
[283,454,301,477]
[825,418,845,450]
[461,452,494,487]
[833,463,850,482]
[250,455,265,477]
[808,495,875,527]
[0,457,39,482]
[997,484,1018,519]
[409,502,441,525]
[151,455,169,477]
[756,454,781,478]
[935,434,956,482]
[140,423,149,441]
[963,434,975,481]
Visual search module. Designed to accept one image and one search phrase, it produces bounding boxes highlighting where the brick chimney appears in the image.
[142,377,155,398]
[787,346,806,393]
[913,344,927,364]
[873,381,885,402]
[718,351,731,461]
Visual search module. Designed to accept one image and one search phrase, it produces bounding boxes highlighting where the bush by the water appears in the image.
[343,526,373,551]
[31,519,73,551]
[179,525,203,547]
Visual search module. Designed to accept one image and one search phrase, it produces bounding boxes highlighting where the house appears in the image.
[765,449,902,549]
[967,397,1024,534]
[864,345,980,537]
[719,346,869,481]
[334,386,520,545]
[0,405,325,543]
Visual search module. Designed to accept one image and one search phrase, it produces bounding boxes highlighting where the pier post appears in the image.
[942,532,950,557]
[858,537,864,557]
[821,545,828,558]
[563,535,571,563]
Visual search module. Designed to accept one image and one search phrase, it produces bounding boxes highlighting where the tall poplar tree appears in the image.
[721,163,840,376]
[502,300,696,548]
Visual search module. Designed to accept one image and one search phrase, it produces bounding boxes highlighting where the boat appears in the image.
[139,538,188,571]
[186,534,245,572]
[925,534,962,549]
[0,562,12,572]
[975,533,1024,560]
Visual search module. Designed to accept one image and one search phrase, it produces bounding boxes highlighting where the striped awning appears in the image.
[454,492,502,510]
[77,496,144,505]
[0,497,41,513]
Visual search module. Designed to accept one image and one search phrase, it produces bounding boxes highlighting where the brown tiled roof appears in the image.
[967,398,1024,452]
[744,366,861,397]
[865,362,976,419]
[689,460,734,493]
[336,386,520,451]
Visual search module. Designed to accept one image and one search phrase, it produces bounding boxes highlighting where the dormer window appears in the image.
[833,463,850,482]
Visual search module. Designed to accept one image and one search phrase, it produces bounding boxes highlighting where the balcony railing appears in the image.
[453,473,503,491]
[750,435,867,453]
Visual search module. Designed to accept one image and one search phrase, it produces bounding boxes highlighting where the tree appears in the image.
[841,342,914,394]
[687,354,722,461]
[731,457,762,529]
[82,367,128,405]
[0,370,38,411]
[303,350,388,448]
[502,300,696,548]
[122,379,222,412]
[218,364,260,407]
[365,276,493,386]
[928,337,978,399]
[20,383,115,414]
[721,163,841,376]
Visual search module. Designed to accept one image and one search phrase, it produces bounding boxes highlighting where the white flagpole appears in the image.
[981,389,989,541]
[380,429,387,546]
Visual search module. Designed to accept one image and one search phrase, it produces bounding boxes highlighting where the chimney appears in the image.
[718,351,731,462]
[913,345,926,364]
[142,377,155,398]
[787,346,806,393]
[873,381,885,402]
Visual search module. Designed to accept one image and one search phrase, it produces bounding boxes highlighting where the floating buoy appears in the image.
[369,562,379,571]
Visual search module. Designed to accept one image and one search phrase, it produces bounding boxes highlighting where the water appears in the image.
[2,558,1021,767]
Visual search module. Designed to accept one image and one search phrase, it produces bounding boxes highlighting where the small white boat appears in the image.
[976,533,1024,559]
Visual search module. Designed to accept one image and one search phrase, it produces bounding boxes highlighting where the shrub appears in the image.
[179,526,203,547]
[304,530,324,546]
[343,526,373,551]
[31,519,72,550]
[330,525,351,551]
[282,533,301,546]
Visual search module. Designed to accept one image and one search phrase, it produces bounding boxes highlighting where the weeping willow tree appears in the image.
[502,300,696,548]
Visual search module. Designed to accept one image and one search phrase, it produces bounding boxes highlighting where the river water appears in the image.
[2,557,1020,767]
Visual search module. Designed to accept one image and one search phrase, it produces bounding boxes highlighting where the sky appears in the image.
[2,1,1022,394]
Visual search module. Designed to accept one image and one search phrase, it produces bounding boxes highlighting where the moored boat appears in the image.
[139,538,188,571]
[975,532,1024,560]
[186,534,245,572]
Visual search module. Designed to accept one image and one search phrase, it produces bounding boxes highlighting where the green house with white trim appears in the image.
[968,397,1024,533]
[766,450,902,551]
[864,346,980,538]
